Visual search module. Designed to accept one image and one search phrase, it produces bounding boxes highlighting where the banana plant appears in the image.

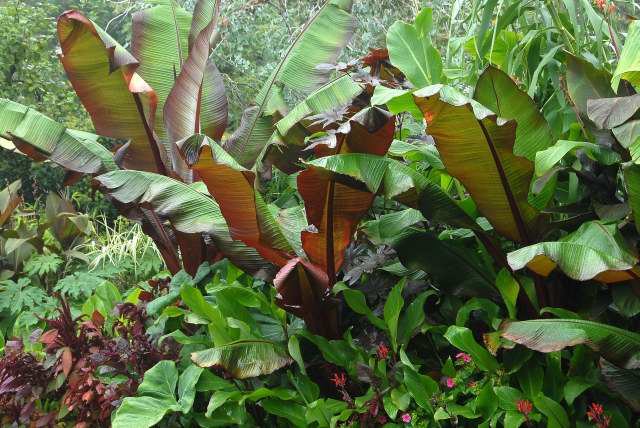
[0,0,357,277]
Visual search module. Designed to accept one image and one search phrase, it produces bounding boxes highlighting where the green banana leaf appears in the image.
[223,0,355,168]
[507,221,640,283]
[191,339,293,379]
[0,98,116,175]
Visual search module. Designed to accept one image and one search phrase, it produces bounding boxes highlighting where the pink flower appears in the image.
[455,352,472,364]
[401,413,412,423]
[446,377,456,388]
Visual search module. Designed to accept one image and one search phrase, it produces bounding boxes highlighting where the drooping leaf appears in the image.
[57,11,163,173]
[412,85,542,243]
[131,2,191,141]
[200,60,228,142]
[361,208,424,246]
[191,339,293,379]
[599,358,640,411]
[275,75,363,137]
[94,170,265,272]
[587,94,640,130]
[612,20,640,91]
[473,65,554,161]
[507,221,640,283]
[386,10,443,87]
[192,138,300,266]
[500,319,640,369]
[0,99,115,175]
[0,180,21,227]
[535,140,620,176]
[223,0,355,167]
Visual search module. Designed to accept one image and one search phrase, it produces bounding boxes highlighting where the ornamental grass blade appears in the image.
[94,170,266,273]
[192,137,302,266]
[412,85,542,243]
[0,99,116,175]
[507,221,640,283]
[473,65,553,161]
[0,180,21,227]
[500,319,640,369]
[131,1,191,141]
[223,0,355,168]
[191,339,293,379]
[57,11,163,173]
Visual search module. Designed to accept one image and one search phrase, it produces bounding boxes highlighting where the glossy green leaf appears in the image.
[501,319,640,368]
[474,65,553,161]
[384,278,406,352]
[444,325,499,372]
[191,339,293,379]
[507,221,640,283]
[0,99,115,175]
[612,20,640,91]
[535,140,620,176]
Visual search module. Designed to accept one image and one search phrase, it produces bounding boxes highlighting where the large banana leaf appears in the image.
[275,75,363,137]
[192,137,302,266]
[0,99,116,175]
[507,221,640,283]
[94,170,265,273]
[411,85,542,243]
[297,165,374,282]
[223,0,355,168]
[500,319,640,369]
[565,54,615,119]
[473,66,553,161]
[191,339,293,379]
[58,11,164,173]
[163,0,221,145]
[0,180,21,227]
[131,1,192,142]
[587,94,640,130]
[612,20,640,91]
[386,8,443,87]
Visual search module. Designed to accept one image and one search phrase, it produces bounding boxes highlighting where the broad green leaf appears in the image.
[613,120,640,148]
[500,319,640,368]
[388,139,444,170]
[444,326,499,372]
[138,360,179,402]
[261,398,307,427]
[624,164,640,233]
[612,20,640,91]
[287,335,306,375]
[535,140,620,176]
[404,367,439,411]
[495,269,519,319]
[191,339,293,379]
[599,358,640,411]
[94,170,265,272]
[361,208,424,246]
[384,278,406,351]
[563,377,595,405]
[474,65,553,161]
[387,14,443,87]
[333,282,386,330]
[57,11,161,172]
[396,231,497,298]
[177,364,204,412]
[131,2,191,141]
[494,386,525,411]
[398,290,436,347]
[205,390,242,417]
[0,99,115,175]
[275,75,363,136]
[412,85,542,243]
[224,0,355,167]
[297,330,362,370]
[533,394,569,428]
[507,221,640,283]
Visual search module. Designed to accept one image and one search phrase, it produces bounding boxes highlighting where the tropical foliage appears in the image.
[2,0,640,427]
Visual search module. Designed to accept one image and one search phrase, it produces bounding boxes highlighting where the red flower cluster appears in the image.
[330,371,347,388]
[593,0,616,13]
[587,402,611,428]
[377,343,389,360]
[516,399,533,415]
